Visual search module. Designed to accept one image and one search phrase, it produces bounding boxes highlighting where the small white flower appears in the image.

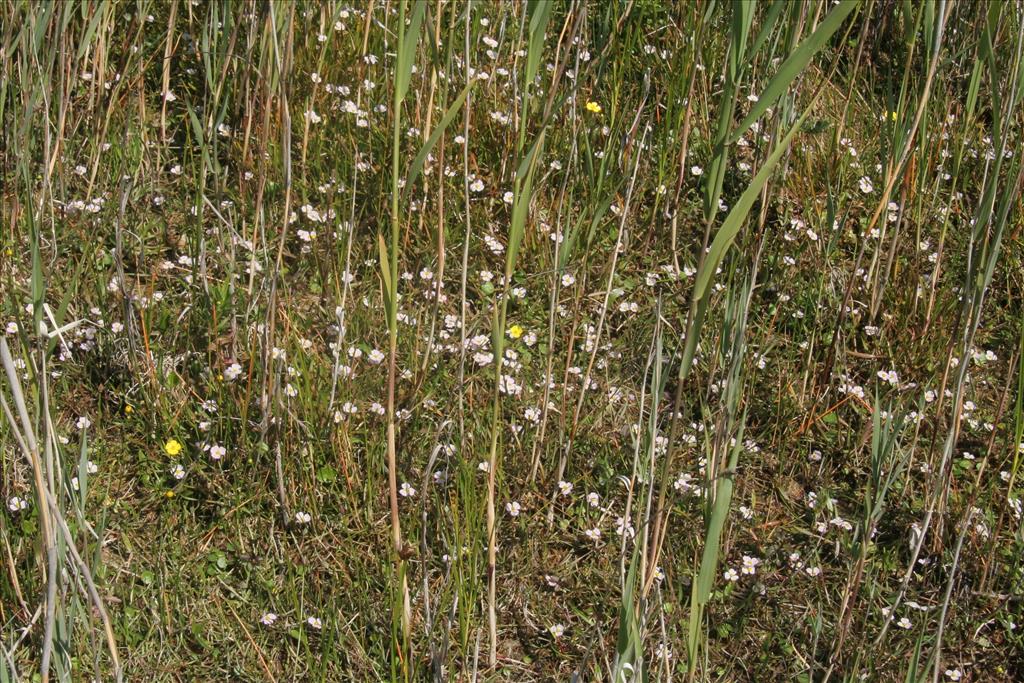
[170,464,186,480]
[209,444,226,461]
[7,496,29,512]
[723,567,739,582]
[295,511,312,524]
[505,501,521,517]
[224,363,243,381]
[76,416,91,430]
[558,480,574,496]
[399,482,416,498]
[897,616,912,629]
[306,616,322,629]
[549,623,565,638]
[260,612,278,626]
[584,527,601,541]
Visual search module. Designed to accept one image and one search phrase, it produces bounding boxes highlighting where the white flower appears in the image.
[224,362,243,381]
[368,349,385,364]
[896,616,912,629]
[859,176,874,193]
[691,165,703,176]
[723,567,739,582]
[7,496,29,512]
[549,623,565,638]
[741,555,761,575]
[584,527,601,541]
[505,501,521,517]
[295,511,312,524]
[399,482,416,498]
[560,273,576,287]
[209,444,226,461]
[586,492,600,507]
[944,669,962,681]
[478,461,490,473]
[558,480,574,496]
[306,616,322,629]
[76,416,91,430]
[805,566,822,577]
[260,612,278,626]
[170,463,186,480]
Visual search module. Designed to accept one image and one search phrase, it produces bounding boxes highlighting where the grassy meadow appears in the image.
[2,0,1024,680]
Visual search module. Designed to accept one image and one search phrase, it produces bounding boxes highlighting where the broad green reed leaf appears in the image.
[731,0,860,143]
[402,82,475,204]
[396,1,427,104]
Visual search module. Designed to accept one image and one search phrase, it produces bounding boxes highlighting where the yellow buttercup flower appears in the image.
[585,101,602,114]
[164,439,183,456]
[124,404,134,414]
[508,324,524,340]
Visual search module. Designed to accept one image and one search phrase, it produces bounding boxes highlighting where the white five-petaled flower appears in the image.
[260,612,278,626]
[505,501,521,517]
[224,362,242,381]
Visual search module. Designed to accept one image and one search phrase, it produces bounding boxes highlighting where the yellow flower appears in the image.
[124,404,134,414]
[585,101,602,114]
[165,490,175,498]
[164,439,183,456]
[508,324,524,340]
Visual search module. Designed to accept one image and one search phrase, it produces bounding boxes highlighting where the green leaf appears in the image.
[395,1,426,105]
[402,81,475,203]
[317,465,337,484]
[731,0,859,142]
